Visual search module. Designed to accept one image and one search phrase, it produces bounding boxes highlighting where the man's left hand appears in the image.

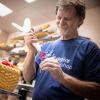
[40,57,65,83]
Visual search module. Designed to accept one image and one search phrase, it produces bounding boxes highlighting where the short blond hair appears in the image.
[56,0,86,20]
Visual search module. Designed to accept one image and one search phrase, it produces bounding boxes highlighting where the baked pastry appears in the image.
[0,59,20,92]
[35,31,49,39]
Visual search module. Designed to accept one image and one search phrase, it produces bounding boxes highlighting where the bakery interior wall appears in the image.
[7,6,100,47]
[79,6,100,47]
[0,32,9,56]
[0,2,100,59]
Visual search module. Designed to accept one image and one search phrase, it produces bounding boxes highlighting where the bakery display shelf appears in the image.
[0,88,20,97]
[10,31,60,42]
[18,83,34,89]
[0,45,14,51]
[17,83,34,97]
[9,52,27,57]
[11,35,24,41]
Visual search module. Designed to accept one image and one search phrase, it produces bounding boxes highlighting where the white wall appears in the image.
[79,6,100,47]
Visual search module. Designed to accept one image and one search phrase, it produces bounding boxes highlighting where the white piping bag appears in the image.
[23,18,41,52]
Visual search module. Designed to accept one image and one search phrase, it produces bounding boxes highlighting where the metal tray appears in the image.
[0,88,20,97]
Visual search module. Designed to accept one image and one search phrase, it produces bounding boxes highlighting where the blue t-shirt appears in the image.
[32,37,100,100]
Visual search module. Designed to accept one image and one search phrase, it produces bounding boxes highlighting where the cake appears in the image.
[0,59,20,92]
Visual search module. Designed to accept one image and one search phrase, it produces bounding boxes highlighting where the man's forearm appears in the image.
[23,51,36,82]
[61,73,100,99]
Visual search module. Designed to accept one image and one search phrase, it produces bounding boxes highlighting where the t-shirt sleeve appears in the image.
[84,42,100,84]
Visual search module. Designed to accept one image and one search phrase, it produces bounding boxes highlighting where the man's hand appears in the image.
[24,29,38,53]
[40,57,65,83]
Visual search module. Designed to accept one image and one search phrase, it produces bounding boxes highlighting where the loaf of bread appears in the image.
[35,31,49,39]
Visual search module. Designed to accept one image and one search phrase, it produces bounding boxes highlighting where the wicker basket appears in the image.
[0,63,20,92]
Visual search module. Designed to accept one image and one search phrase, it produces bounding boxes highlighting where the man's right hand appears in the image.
[24,29,38,53]
[23,29,38,81]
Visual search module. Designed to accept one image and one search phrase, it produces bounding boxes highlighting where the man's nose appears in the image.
[59,18,65,26]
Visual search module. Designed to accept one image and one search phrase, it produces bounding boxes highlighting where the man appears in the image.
[23,0,100,100]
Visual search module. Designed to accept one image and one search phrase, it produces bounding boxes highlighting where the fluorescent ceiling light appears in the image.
[0,3,13,17]
[12,22,23,32]
[24,0,36,3]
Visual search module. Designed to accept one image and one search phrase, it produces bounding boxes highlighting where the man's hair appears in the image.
[56,0,86,20]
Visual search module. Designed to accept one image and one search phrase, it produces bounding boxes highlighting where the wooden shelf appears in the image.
[0,46,14,51]
[9,52,27,57]
[11,35,24,40]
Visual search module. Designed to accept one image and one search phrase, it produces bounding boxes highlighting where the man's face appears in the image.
[56,6,81,37]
